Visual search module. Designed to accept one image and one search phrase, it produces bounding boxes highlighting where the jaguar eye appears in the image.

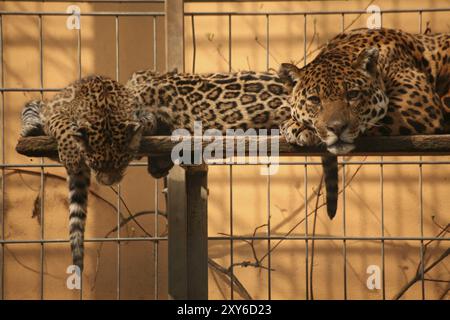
[346,90,360,100]
[307,96,321,104]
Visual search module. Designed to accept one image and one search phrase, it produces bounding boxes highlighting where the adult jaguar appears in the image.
[279,27,450,218]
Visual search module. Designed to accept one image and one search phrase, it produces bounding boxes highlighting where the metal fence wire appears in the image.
[0,1,449,300]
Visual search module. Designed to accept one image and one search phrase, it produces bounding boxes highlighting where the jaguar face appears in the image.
[279,47,389,154]
[72,120,143,185]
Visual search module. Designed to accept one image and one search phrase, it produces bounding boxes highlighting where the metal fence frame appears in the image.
[0,5,166,300]
[0,0,449,300]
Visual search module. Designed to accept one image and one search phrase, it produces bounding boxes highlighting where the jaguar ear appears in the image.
[72,126,90,148]
[353,47,379,77]
[278,63,303,94]
[126,122,143,151]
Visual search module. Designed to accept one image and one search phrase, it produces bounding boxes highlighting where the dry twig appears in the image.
[393,222,449,300]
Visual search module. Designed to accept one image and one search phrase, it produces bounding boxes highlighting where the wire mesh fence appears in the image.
[0,1,449,300]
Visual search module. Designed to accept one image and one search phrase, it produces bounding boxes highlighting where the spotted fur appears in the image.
[126,70,290,133]
[126,70,293,177]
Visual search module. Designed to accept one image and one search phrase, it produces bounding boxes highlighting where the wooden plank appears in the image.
[165,0,185,72]
[167,164,208,300]
[16,134,450,158]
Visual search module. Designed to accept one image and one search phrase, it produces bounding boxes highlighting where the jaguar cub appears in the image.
[21,70,295,271]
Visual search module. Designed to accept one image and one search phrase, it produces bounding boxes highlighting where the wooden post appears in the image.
[167,165,208,300]
[165,0,208,300]
[165,0,185,72]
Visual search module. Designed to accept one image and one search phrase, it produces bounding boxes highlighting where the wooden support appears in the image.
[165,0,185,72]
[165,0,208,300]
[167,164,208,300]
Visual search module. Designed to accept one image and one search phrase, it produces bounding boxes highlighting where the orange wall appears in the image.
[0,0,449,300]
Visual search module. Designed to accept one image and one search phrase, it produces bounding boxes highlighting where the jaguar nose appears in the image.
[326,120,348,136]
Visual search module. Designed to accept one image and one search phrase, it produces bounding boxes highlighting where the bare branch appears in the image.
[208,258,253,300]
[393,247,449,300]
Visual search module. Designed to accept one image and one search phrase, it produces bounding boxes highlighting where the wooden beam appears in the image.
[16,134,450,158]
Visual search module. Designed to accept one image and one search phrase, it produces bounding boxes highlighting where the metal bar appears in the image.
[115,16,120,81]
[0,237,168,244]
[0,11,165,16]
[380,158,386,300]
[207,236,450,241]
[184,8,450,16]
[229,165,234,300]
[419,11,423,33]
[16,0,165,3]
[185,0,359,2]
[154,179,159,299]
[77,15,83,301]
[419,164,425,300]
[77,27,82,79]
[115,15,121,300]
[267,165,271,300]
[153,16,157,70]
[303,14,308,300]
[304,160,308,300]
[342,163,347,300]
[265,14,269,71]
[38,14,45,301]
[228,14,232,72]
[0,88,61,92]
[341,13,344,32]
[0,235,446,244]
[191,15,196,73]
[303,14,307,66]
[0,13,4,300]
[6,159,450,168]
[0,8,448,17]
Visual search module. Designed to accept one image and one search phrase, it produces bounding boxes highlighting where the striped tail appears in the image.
[21,100,45,137]
[147,155,174,179]
[321,155,338,219]
[68,165,91,272]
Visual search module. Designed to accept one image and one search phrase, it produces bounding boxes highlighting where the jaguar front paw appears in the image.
[281,119,321,146]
